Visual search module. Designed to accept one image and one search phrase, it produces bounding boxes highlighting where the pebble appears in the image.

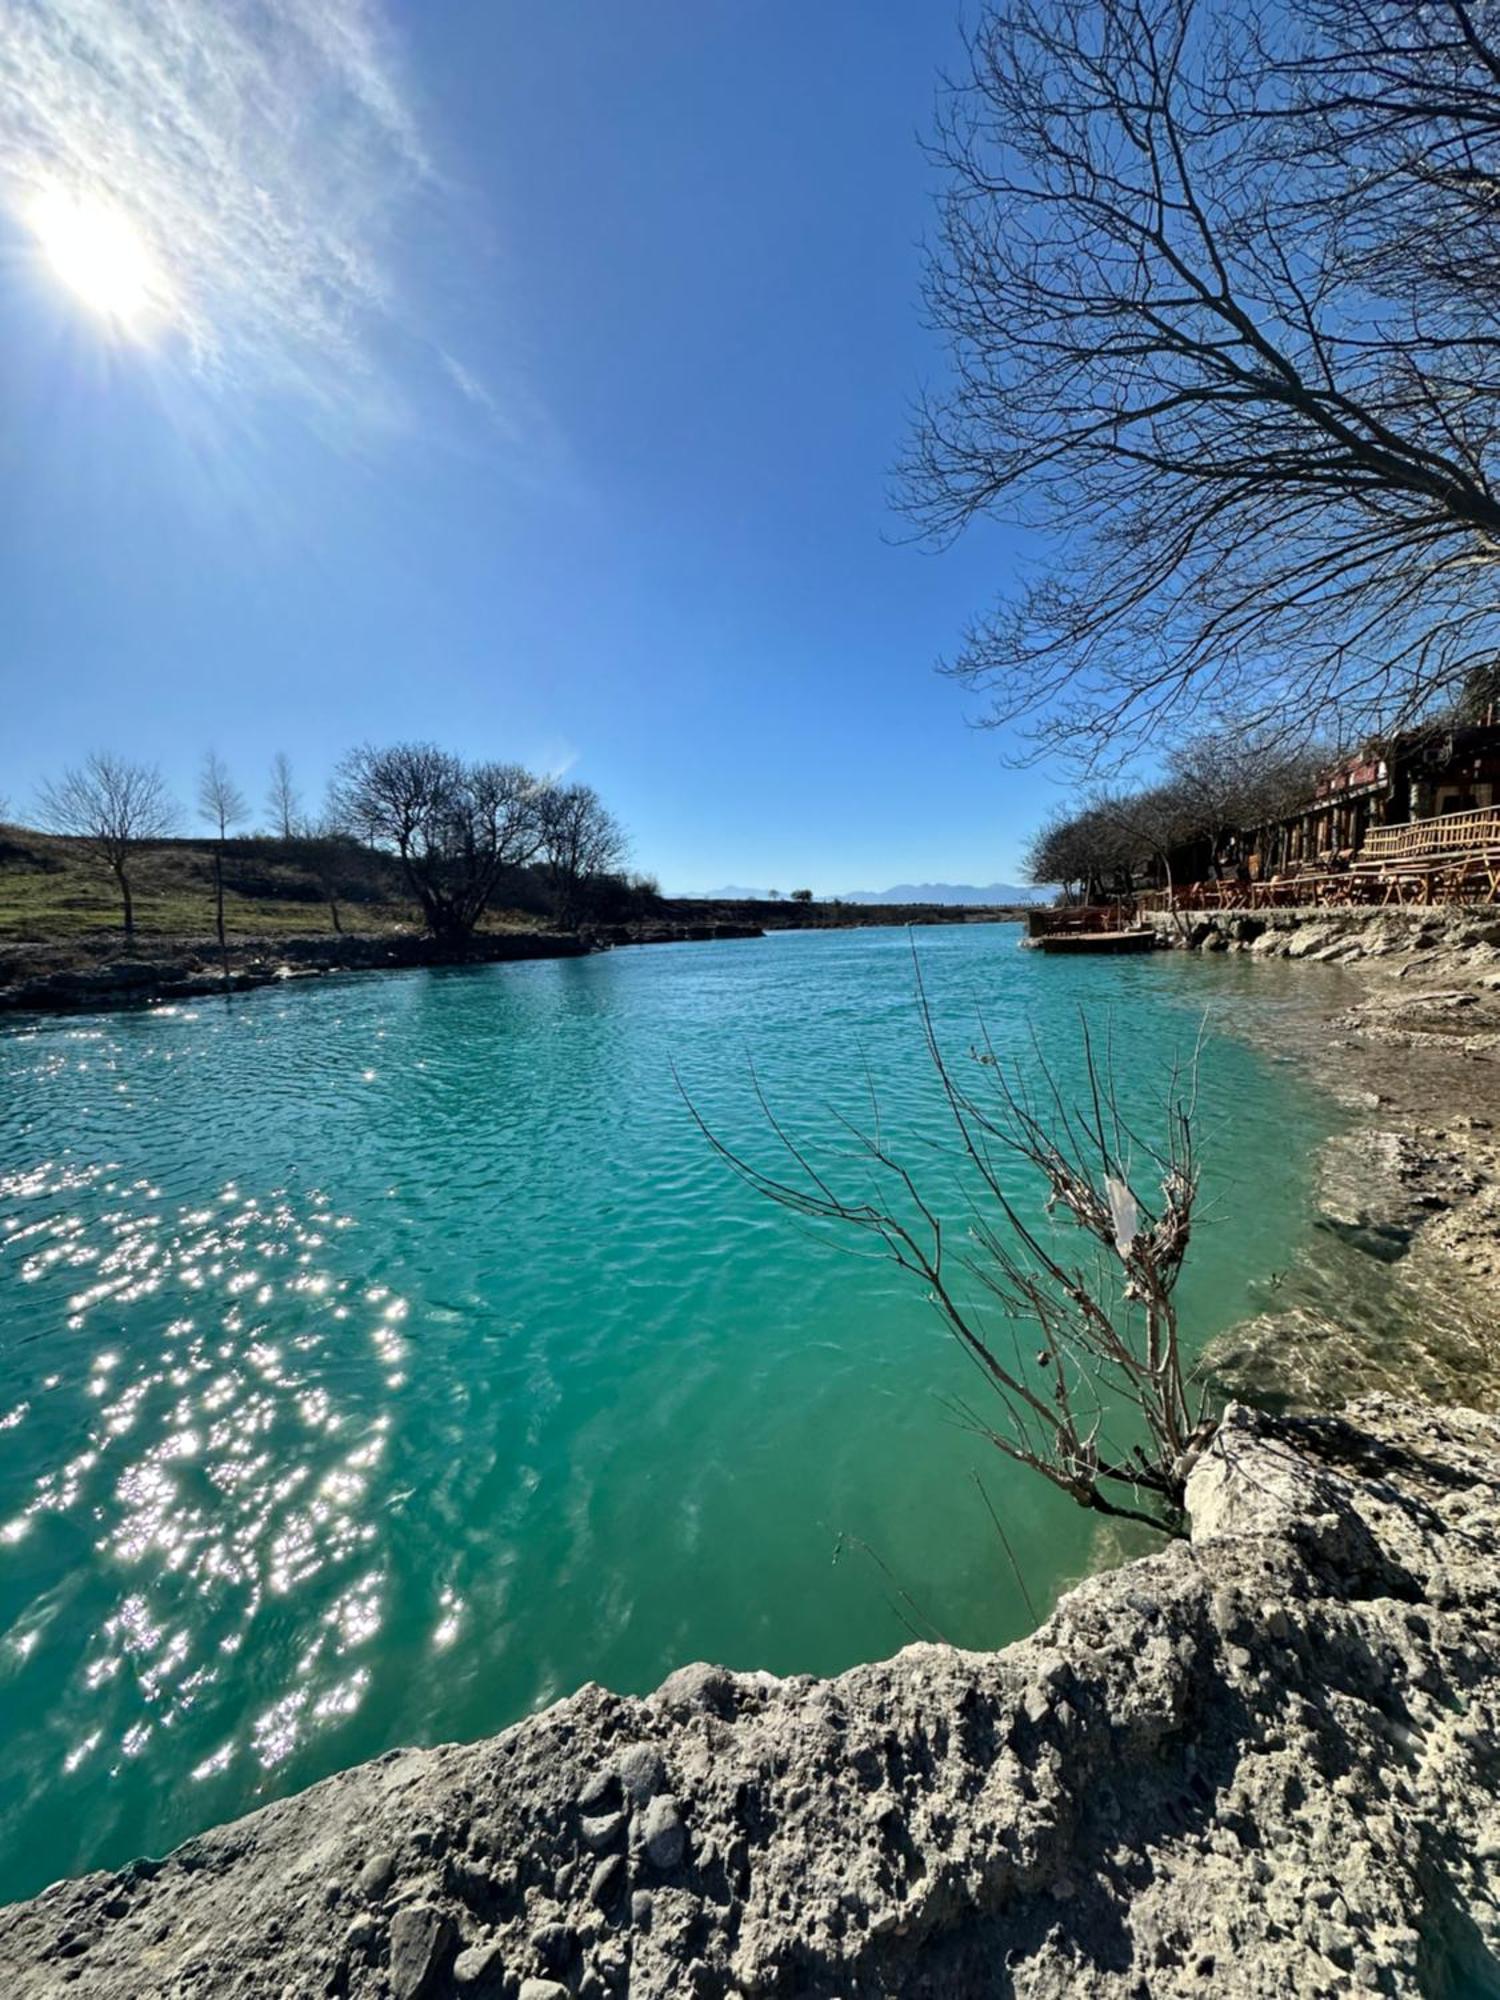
[655,1663,736,1716]
[454,1940,504,1990]
[1021,1686,1050,1726]
[357,1851,396,1902]
[532,1922,573,1967]
[631,1890,654,1928]
[519,1983,571,2000]
[342,1914,378,1954]
[640,1794,686,1870]
[577,1772,617,1813]
[617,1744,666,1807]
[580,1812,625,1851]
[387,1903,454,2000]
[590,1854,625,1909]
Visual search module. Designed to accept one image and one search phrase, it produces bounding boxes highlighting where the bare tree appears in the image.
[906,0,1500,766]
[36,753,178,941]
[299,819,388,935]
[329,743,543,946]
[537,782,628,929]
[1265,1,1500,316]
[1092,785,1202,911]
[1164,729,1323,853]
[683,965,1210,1535]
[198,751,248,967]
[1026,802,1138,904]
[267,752,301,840]
[1028,726,1326,904]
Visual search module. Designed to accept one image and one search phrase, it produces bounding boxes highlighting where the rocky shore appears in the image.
[1143,900,1500,967]
[1138,904,1500,1416]
[3,1394,1497,1999]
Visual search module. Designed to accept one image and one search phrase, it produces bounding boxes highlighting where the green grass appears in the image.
[0,827,509,943]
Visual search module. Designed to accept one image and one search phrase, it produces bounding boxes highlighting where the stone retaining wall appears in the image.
[1146,903,1500,964]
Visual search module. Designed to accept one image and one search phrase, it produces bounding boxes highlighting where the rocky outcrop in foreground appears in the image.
[4,1399,1499,1998]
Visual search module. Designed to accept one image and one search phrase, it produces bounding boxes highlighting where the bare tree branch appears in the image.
[681,949,1214,1536]
[905,0,1500,766]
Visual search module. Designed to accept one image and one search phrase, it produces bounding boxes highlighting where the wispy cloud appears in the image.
[439,349,506,425]
[536,740,581,783]
[0,0,435,411]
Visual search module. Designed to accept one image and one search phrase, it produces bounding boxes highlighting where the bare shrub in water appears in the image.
[682,962,1213,1537]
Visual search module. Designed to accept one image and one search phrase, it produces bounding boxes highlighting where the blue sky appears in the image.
[0,0,1057,893]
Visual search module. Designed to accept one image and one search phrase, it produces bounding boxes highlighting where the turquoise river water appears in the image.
[0,924,1338,1905]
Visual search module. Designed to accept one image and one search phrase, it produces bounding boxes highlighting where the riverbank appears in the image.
[0,925,770,1017]
[5,911,1499,1995]
[1137,905,1500,1415]
[0,905,1027,1017]
[3,1393,1495,1998]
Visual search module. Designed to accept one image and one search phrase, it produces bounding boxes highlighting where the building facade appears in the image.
[1245,725,1500,879]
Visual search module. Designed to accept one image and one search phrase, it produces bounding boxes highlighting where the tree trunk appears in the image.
[214,848,229,986]
[328,896,343,934]
[115,863,134,942]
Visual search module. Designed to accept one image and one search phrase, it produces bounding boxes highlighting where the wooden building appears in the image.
[1180,724,1500,886]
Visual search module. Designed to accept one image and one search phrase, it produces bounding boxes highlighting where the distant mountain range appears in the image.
[686,882,1046,906]
[839,882,1045,906]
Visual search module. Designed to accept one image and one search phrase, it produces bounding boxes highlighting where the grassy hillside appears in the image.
[0,826,421,941]
[0,825,1023,948]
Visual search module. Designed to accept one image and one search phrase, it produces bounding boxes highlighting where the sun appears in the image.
[25,185,169,332]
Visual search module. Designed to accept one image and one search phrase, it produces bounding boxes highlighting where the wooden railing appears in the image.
[1362,805,1500,861]
[1104,807,1500,915]
[1026,903,1136,938]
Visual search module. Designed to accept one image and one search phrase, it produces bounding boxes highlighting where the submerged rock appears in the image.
[2,1399,1498,1996]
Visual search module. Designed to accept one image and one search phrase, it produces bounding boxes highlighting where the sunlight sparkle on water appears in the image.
[0,928,1341,1907]
[0,1160,392,1809]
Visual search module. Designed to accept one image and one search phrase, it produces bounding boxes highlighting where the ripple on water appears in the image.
[1,1168,398,1800]
[0,931,1339,1899]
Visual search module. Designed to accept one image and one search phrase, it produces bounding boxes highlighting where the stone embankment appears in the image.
[3,1396,1497,1999]
[581,922,763,950]
[1144,901,1500,966]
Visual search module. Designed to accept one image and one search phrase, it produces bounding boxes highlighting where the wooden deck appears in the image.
[1031,928,1160,955]
[1136,804,1500,915]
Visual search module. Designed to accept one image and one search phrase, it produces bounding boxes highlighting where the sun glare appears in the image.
[25,186,168,333]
